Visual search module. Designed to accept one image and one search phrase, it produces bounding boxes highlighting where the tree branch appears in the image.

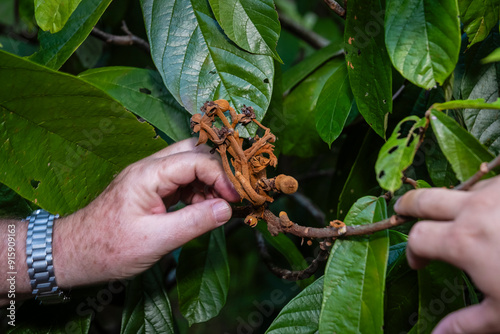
[324,0,346,18]
[91,21,150,54]
[455,155,500,191]
[278,13,330,49]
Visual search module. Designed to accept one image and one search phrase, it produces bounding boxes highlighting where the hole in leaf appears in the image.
[396,120,417,139]
[209,70,216,74]
[378,170,385,179]
[388,146,399,154]
[263,78,270,83]
[357,49,361,55]
[139,88,151,95]
[30,179,40,189]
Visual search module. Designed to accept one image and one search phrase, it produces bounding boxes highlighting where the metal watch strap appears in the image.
[26,209,69,304]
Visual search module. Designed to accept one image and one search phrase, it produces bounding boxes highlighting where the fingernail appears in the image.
[394,197,402,212]
[212,201,232,225]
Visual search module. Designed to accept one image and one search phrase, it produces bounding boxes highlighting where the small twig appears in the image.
[402,176,418,189]
[392,82,406,101]
[324,0,346,18]
[91,21,150,54]
[455,155,500,191]
[256,231,330,281]
[289,192,326,226]
[278,13,330,49]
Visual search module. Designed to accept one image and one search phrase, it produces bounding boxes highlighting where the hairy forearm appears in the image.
[0,219,31,307]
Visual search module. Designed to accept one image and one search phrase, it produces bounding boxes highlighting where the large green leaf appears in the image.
[0,51,166,215]
[314,61,354,147]
[319,196,389,333]
[79,67,192,142]
[276,59,342,157]
[176,227,230,325]
[34,0,82,33]
[375,116,428,192]
[413,261,467,334]
[424,131,459,188]
[266,276,324,334]
[457,32,500,155]
[255,222,314,288]
[459,0,500,47]
[141,0,274,136]
[430,109,495,181]
[282,43,342,92]
[385,0,461,89]
[208,0,281,62]
[29,0,112,69]
[345,0,392,138]
[121,264,175,334]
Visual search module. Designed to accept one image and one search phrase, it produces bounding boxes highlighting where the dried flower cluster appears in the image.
[191,99,298,227]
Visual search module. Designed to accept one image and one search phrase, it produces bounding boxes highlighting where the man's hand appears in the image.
[53,138,240,289]
[395,175,500,333]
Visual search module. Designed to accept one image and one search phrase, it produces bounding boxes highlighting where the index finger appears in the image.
[394,188,469,221]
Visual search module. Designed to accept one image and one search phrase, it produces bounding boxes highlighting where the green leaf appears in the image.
[319,196,389,333]
[385,0,461,89]
[282,43,342,92]
[29,0,112,69]
[79,67,192,142]
[0,51,166,215]
[176,227,230,325]
[424,130,459,187]
[208,0,282,62]
[345,0,392,138]
[276,59,342,157]
[34,0,82,33]
[433,97,500,111]
[266,276,324,334]
[429,109,495,181]
[121,264,175,334]
[255,222,314,288]
[375,116,428,192]
[482,47,500,64]
[314,61,354,146]
[459,0,500,47]
[413,261,467,334]
[458,32,500,155]
[141,0,274,136]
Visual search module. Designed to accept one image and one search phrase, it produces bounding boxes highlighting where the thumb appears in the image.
[432,301,500,334]
[147,198,232,252]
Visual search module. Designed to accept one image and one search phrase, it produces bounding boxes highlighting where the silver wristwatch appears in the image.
[26,209,69,304]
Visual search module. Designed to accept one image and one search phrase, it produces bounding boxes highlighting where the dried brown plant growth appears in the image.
[191,100,500,281]
[191,99,303,227]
